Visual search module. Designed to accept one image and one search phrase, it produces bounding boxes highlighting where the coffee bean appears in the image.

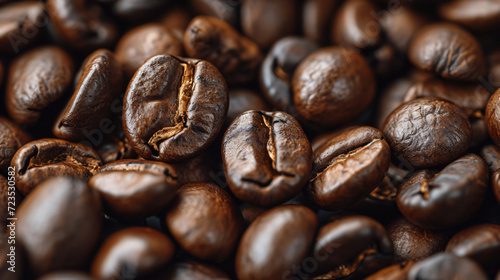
[486,88,500,146]
[397,154,489,229]
[480,144,500,173]
[302,0,339,44]
[236,205,317,280]
[91,227,175,280]
[165,183,243,263]
[438,0,500,32]
[292,46,375,127]
[53,49,123,142]
[11,138,102,196]
[409,23,486,82]
[184,16,262,84]
[0,117,31,172]
[6,46,74,126]
[307,126,390,210]
[17,177,102,277]
[123,54,228,162]
[383,97,471,169]
[407,253,488,280]
[222,110,312,207]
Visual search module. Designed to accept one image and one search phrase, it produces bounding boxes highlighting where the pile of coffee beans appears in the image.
[2,0,500,279]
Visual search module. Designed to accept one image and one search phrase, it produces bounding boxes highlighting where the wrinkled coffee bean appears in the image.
[236,205,317,280]
[397,154,488,229]
[165,183,243,263]
[383,97,471,169]
[11,138,102,196]
[91,227,175,280]
[486,88,500,146]
[17,177,102,277]
[407,253,488,280]
[307,126,391,210]
[223,110,312,207]
[123,54,228,162]
[6,46,74,126]
[0,117,31,172]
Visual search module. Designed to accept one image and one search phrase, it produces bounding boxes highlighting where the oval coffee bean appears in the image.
[307,126,391,210]
[292,46,375,127]
[438,0,500,32]
[0,117,31,172]
[91,227,175,280]
[6,46,74,126]
[161,261,231,280]
[397,154,489,229]
[383,97,471,169]
[17,177,102,277]
[184,16,262,85]
[236,205,317,280]
[165,183,243,263]
[445,224,500,268]
[312,215,393,279]
[408,253,488,280]
[123,54,228,162]
[409,23,486,82]
[222,110,312,207]
[11,138,102,196]
[53,49,123,141]
[486,88,500,146]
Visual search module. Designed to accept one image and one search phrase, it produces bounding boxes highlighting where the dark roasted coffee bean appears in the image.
[99,159,177,176]
[293,47,375,127]
[160,261,231,280]
[397,154,488,229]
[123,55,228,162]
[226,89,270,125]
[302,0,339,44]
[486,88,500,146]
[311,215,393,279]
[365,261,414,280]
[89,169,179,220]
[38,272,95,280]
[91,227,175,280]
[438,0,500,32]
[222,110,312,207]
[47,0,117,51]
[11,138,102,196]
[165,183,243,263]
[388,217,447,263]
[115,23,184,79]
[53,49,123,142]
[0,117,31,172]
[0,174,22,233]
[383,97,471,169]
[380,6,427,53]
[184,16,262,85]
[241,0,299,49]
[407,253,488,280]
[307,126,390,210]
[112,0,169,22]
[6,46,74,126]
[236,205,317,280]
[409,23,486,82]
[0,1,45,54]
[481,144,500,173]
[17,177,102,277]
[259,37,318,113]
[188,0,239,27]
[445,224,500,269]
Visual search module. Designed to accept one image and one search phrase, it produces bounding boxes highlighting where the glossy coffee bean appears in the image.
[388,217,447,263]
[160,261,230,280]
[11,138,102,196]
[236,205,317,280]
[383,97,471,169]
[380,6,427,53]
[184,16,262,85]
[222,110,312,207]
[47,0,117,51]
[165,183,243,263]
[292,47,375,127]
[397,154,489,229]
[365,261,414,280]
[312,215,393,279]
[99,159,177,176]
[115,23,184,79]
[112,0,169,22]
[17,177,102,277]
[241,0,299,49]
[123,55,228,162]
[53,49,123,141]
[6,46,74,126]
[486,88,500,146]
[0,1,45,54]
[307,126,391,210]
[0,174,22,233]
[226,89,270,125]
[91,227,175,280]
[302,0,339,44]
[446,224,500,268]
[38,272,95,280]
[409,23,486,82]
[0,117,31,172]
[188,0,239,27]
[89,169,179,220]
[438,0,500,32]
[259,37,318,112]
[407,253,488,280]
